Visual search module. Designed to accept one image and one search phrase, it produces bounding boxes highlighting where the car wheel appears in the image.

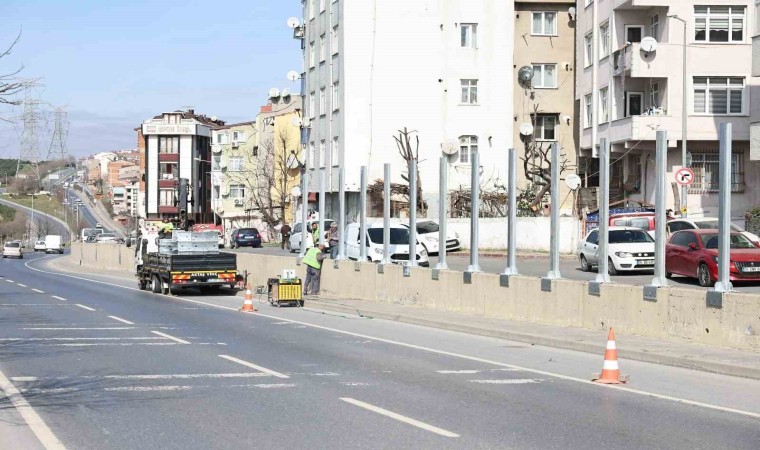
[580,255,590,272]
[607,258,618,276]
[698,263,714,287]
[665,271,673,279]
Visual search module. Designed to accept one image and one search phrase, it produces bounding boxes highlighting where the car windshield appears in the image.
[238,229,258,236]
[367,228,410,245]
[83,229,103,237]
[99,234,115,238]
[5,242,20,248]
[694,220,743,232]
[701,233,756,249]
[609,230,654,244]
[416,222,439,234]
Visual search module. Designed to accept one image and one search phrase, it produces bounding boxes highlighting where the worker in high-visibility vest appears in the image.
[303,244,326,296]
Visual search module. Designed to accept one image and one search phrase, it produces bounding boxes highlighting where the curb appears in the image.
[306,300,760,381]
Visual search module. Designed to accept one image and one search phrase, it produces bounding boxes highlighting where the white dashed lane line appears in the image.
[218,355,290,379]
[109,315,135,325]
[52,295,67,301]
[340,397,460,438]
[151,330,191,345]
[31,288,44,293]
[17,283,27,287]
[75,304,96,311]
[5,279,14,283]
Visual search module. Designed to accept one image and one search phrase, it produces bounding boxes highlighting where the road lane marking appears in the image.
[437,370,481,374]
[340,398,460,438]
[51,295,67,301]
[218,355,290,379]
[23,327,135,330]
[469,379,541,384]
[17,283,27,287]
[75,304,95,311]
[0,367,67,450]
[26,257,760,420]
[5,279,14,283]
[51,342,178,347]
[108,315,134,325]
[105,386,193,392]
[0,337,162,341]
[31,288,44,293]
[151,330,191,344]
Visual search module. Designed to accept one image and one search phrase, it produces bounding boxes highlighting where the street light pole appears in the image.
[669,14,688,217]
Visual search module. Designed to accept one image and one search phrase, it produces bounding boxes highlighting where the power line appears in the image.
[46,106,69,161]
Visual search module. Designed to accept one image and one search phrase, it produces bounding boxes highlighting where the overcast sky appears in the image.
[0,0,302,159]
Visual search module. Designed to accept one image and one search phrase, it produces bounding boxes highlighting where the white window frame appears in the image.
[460,79,478,104]
[649,82,660,108]
[309,142,316,168]
[461,23,478,48]
[229,156,245,172]
[159,189,176,207]
[624,25,644,43]
[694,6,745,43]
[232,130,246,143]
[599,87,609,123]
[693,76,744,115]
[319,140,326,168]
[584,94,593,128]
[458,135,477,164]
[649,14,660,39]
[534,115,558,141]
[584,33,593,67]
[332,83,339,110]
[531,64,557,89]
[309,92,315,118]
[319,88,326,116]
[599,22,610,58]
[309,0,315,20]
[332,26,339,54]
[320,0,325,13]
[331,137,339,167]
[159,136,179,154]
[320,34,326,62]
[229,184,246,200]
[531,11,558,36]
[309,41,315,67]
[625,91,644,117]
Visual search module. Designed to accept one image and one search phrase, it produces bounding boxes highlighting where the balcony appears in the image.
[612,42,679,79]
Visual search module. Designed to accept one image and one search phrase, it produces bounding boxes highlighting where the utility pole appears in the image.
[668,14,689,218]
[47,106,70,162]
[18,84,42,184]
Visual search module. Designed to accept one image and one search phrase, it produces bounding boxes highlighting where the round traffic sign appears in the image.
[675,168,695,186]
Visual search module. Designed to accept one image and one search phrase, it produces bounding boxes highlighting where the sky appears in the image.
[0,0,302,159]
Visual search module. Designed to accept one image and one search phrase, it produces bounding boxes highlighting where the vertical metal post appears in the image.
[359,166,368,261]
[596,139,611,282]
[651,130,668,286]
[503,148,518,275]
[545,143,561,279]
[715,123,734,292]
[382,163,391,264]
[467,151,481,273]
[299,167,309,258]
[436,156,448,270]
[408,159,418,267]
[680,18,688,218]
[318,167,326,246]
[337,167,346,260]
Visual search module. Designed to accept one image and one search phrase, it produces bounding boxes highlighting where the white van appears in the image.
[345,222,429,266]
[288,218,333,253]
[44,235,64,254]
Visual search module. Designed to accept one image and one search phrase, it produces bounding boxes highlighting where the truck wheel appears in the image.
[151,275,165,294]
[138,279,147,290]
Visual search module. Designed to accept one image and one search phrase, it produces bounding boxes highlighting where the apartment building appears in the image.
[577,0,760,219]
[140,110,225,223]
[514,0,577,212]
[298,0,514,219]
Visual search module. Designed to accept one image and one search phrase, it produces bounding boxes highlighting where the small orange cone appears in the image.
[240,284,257,313]
[592,328,628,384]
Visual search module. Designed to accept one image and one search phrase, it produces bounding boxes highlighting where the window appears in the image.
[693,77,744,114]
[232,131,246,143]
[159,189,176,206]
[460,79,478,104]
[320,34,326,62]
[309,0,315,19]
[461,23,477,48]
[649,14,660,39]
[215,133,228,145]
[332,26,339,54]
[319,141,326,167]
[158,136,179,154]
[531,11,557,36]
[320,0,325,12]
[695,6,745,42]
[309,142,315,168]
[599,87,609,122]
[159,162,177,179]
[309,92,315,118]
[599,22,610,58]
[584,33,593,67]
[532,64,557,88]
[587,230,599,245]
[212,155,221,171]
[309,41,315,67]
[584,94,593,128]
[331,137,339,167]
[691,152,743,192]
[627,154,641,192]
[332,83,339,110]
[625,25,643,43]
[649,82,660,108]
[458,136,477,164]
[534,115,558,141]
[319,88,326,115]
[229,156,244,172]
[229,184,245,199]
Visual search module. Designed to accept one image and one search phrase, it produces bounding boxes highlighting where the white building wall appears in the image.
[147,136,158,215]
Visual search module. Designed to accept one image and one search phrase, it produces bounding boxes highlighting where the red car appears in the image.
[665,229,760,287]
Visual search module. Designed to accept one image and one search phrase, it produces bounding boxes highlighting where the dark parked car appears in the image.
[230,228,262,248]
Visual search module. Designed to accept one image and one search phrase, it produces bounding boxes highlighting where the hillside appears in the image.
[0,159,30,176]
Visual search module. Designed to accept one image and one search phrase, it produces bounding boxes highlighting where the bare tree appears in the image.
[393,127,427,216]
[0,31,24,121]
[34,215,52,239]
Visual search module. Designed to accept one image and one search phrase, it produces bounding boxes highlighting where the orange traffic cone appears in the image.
[240,284,257,313]
[592,328,628,384]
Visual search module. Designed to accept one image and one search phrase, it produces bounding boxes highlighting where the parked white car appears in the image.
[666,217,760,246]
[34,240,46,252]
[401,220,460,254]
[288,219,334,253]
[345,222,429,266]
[578,226,655,275]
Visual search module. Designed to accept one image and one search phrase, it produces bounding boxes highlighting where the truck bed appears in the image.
[143,252,237,272]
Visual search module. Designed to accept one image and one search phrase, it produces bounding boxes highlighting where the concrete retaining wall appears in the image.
[71,243,760,352]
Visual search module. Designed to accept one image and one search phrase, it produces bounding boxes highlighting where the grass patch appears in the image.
[1,194,67,223]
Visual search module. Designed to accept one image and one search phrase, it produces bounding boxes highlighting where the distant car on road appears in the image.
[665,229,760,287]
[578,226,655,275]
[34,240,46,252]
[288,219,333,253]
[95,233,117,244]
[230,228,262,248]
[401,220,460,254]
[3,241,23,259]
[666,217,760,247]
[45,235,64,254]
[344,222,430,266]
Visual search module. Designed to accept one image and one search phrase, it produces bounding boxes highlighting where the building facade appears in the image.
[577,0,760,221]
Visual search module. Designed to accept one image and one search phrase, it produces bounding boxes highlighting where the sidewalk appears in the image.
[52,256,760,380]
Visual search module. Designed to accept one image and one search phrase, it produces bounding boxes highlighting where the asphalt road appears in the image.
[231,246,760,294]
[0,252,758,449]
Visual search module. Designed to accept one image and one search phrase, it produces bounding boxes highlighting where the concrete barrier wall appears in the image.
[71,243,760,352]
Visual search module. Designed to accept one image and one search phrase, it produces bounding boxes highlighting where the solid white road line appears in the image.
[25,257,760,420]
[31,288,44,293]
[218,355,290,379]
[0,337,162,341]
[11,373,268,382]
[469,379,541,384]
[340,397,460,438]
[51,296,66,301]
[150,330,191,344]
[437,370,481,374]
[0,367,67,450]
[105,386,193,392]
[17,283,27,287]
[108,315,134,325]
[75,304,95,311]
[23,327,135,331]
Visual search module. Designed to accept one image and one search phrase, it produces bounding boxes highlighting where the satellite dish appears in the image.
[640,37,658,53]
[287,17,300,29]
[210,116,218,122]
[565,174,582,191]
[517,66,534,89]
[281,88,290,97]
[287,70,301,81]
[441,139,458,155]
[292,117,303,127]
[286,154,299,170]
[290,186,302,197]
[268,88,281,98]
[519,123,534,136]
